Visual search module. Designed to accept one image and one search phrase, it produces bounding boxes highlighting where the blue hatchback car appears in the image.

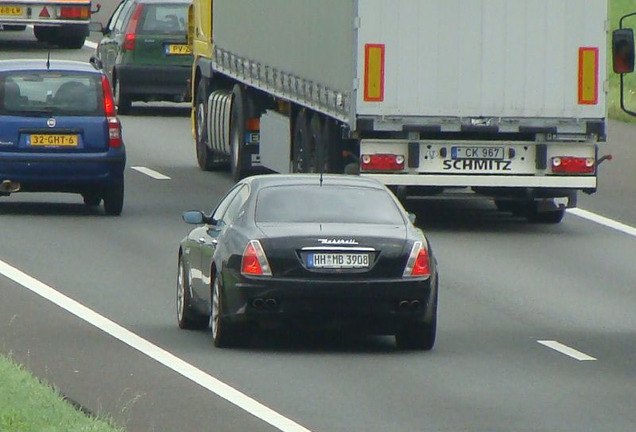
[0,59,126,215]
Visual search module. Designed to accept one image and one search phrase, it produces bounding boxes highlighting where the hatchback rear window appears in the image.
[255,185,405,225]
[0,72,103,116]
[138,4,188,35]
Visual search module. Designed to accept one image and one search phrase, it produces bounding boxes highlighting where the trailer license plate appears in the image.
[166,44,191,55]
[0,5,22,15]
[308,253,370,269]
[452,146,505,160]
[29,134,78,146]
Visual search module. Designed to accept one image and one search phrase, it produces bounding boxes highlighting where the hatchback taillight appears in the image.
[241,240,272,276]
[403,241,431,278]
[122,4,144,51]
[101,75,122,148]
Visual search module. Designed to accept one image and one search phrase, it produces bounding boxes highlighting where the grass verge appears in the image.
[0,354,123,432]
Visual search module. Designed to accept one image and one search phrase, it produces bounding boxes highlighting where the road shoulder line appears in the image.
[568,208,636,238]
[131,166,171,180]
[0,259,312,432]
[538,340,597,361]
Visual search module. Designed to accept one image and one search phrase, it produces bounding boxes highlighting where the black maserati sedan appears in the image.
[176,174,439,350]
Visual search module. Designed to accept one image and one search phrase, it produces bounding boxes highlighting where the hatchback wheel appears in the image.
[103,181,124,216]
[114,75,131,114]
[82,192,101,207]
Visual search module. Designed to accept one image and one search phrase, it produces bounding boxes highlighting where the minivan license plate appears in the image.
[30,134,78,146]
[308,253,369,269]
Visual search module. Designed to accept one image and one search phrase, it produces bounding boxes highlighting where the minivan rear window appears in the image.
[138,4,188,35]
[0,72,103,116]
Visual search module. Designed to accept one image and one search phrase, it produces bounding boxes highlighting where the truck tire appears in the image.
[320,117,343,173]
[526,206,566,224]
[33,26,53,43]
[230,84,250,182]
[57,36,86,49]
[194,79,215,170]
[292,110,309,173]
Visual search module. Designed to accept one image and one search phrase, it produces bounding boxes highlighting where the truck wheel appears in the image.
[527,206,566,224]
[114,74,132,114]
[195,80,215,170]
[57,36,86,49]
[230,84,249,182]
[320,118,343,173]
[292,110,309,172]
[33,26,53,43]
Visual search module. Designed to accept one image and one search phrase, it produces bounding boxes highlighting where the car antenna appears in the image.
[46,49,51,70]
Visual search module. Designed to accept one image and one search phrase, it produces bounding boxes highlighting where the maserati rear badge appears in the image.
[47,118,56,128]
[317,238,359,245]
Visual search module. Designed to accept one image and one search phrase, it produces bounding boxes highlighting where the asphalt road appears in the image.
[0,28,635,432]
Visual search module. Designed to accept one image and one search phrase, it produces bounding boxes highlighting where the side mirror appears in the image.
[408,213,416,225]
[612,29,635,74]
[89,55,103,70]
[91,2,101,14]
[88,21,105,34]
[182,211,216,225]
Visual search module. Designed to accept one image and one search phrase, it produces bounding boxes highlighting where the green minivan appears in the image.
[90,0,192,114]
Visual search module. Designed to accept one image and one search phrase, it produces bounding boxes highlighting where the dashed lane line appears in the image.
[568,208,636,238]
[538,340,597,361]
[131,166,171,180]
[0,259,312,432]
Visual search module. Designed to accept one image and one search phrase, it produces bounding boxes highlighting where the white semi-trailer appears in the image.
[190,0,609,223]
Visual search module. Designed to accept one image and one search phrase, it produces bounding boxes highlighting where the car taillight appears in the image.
[241,240,272,276]
[101,75,122,148]
[403,241,431,278]
[551,156,595,174]
[361,154,405,172]
[122,4,144,51]
[59,6,90,19]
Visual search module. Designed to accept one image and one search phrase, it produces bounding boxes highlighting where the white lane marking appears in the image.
[131,166,171,180]
[538,340,597,361]
[84,40,97,49]
[568,208,636,238]
[0,260,312,432]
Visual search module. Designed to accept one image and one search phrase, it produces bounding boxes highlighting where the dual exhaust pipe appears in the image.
[252,298,278,310]
[398,300,422,311]
[0,180,20,194]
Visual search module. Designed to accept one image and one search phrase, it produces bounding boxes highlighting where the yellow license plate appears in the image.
[166,44,191,55]
[0,5,23,15]
[30,134,78,147]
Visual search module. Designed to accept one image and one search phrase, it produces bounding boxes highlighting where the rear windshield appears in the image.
[255,185,405,225]
[138,4,188,35]
[0,72,103,116]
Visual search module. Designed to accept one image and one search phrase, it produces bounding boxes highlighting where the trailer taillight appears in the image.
[361,154,405,172]
[59,6,90,19]
[551,157,595,174]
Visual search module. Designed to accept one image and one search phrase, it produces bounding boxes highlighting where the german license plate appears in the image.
[166,44,191,55]
[308,253,370,269]
[29,134,78,146]
[452,146,505,160]
[0,5,22,15]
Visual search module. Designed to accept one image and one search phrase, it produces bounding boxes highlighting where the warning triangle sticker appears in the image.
[39,7,50,18]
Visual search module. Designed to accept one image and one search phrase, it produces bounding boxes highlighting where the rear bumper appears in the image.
[0,150,125,193]
[222,272,437,334]
[117,65,191,101]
